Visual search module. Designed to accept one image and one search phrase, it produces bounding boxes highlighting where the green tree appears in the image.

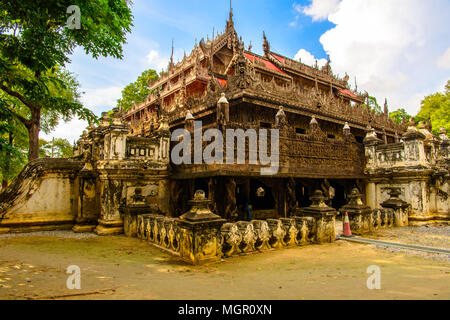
[415,80,450,136]
[362,93,382,114]
[117,69,159,111]
[389,108,412,125]
[0,0,133,161]
[0,97,28,188]
[39,138,74,158]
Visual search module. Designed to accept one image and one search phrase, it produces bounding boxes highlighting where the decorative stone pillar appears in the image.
[121,188,155,237]
[363,127,383,170]
[436,128,450,215]
[296,190,338,244]
[178,190,226,265]
[402,126,426,166]
[73,124,100,233]
[73,168,99,233]
[103,109,129,161]
[95,111,130,235]
[381,188,410,227]
[339,188,373,234]
[95,177,126,235]
[365,181,377,210]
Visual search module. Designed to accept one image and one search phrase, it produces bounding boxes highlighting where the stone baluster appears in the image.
[251,220,271,251]
[220,223,242,257]
[267,219,286,248]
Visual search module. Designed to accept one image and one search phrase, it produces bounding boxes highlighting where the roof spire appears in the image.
[209,27,215,75]
[263,31,270,57]
[169,38,174,70]
[230,0,233,21]
[226,0,234,31]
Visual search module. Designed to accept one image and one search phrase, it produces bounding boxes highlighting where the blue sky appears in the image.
[43,0,450,143]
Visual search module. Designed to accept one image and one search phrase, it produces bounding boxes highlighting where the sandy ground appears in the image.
[0,228,449,300]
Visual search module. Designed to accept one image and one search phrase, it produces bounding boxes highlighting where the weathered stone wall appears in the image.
[0,111,171,235]
[364,126,449,225]
[0,159,82,233]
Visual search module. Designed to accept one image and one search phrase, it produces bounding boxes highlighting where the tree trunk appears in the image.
[28,107,41,161]
[1,132,13,189]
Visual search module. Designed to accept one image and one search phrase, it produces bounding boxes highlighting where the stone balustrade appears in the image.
[122,187,409,264]
[133,214,320,261]
[137,214,181,254]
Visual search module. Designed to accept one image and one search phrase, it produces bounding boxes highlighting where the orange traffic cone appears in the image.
[343,212,352,237]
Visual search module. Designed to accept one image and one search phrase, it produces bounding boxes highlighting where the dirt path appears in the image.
[0,231,449,300]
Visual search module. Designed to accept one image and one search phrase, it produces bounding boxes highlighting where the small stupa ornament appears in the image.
[179,190,222,222]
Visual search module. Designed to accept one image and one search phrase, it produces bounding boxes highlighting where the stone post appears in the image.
[363,127,383,171]
[73,169,99,233]
[121,188,155,237]
[339,188,372,234]
[103,109,129,161]
[402,126,426,166]
[365,182,377,209]
[178,190,226,265]
[73,123,103,233]
[95,110,130,235]
[381,188,410,227]
[437,128,450,214]
[296,190,338,244]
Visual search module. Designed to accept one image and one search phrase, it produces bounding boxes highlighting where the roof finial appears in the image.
[209,27,215,74]
[169,38,174,69]
[263,31,270,57]
[230,0,233,20]
[226,0,234,31]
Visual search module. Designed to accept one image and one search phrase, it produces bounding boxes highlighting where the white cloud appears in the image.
[146,49,169,72]
[298,0,341,21]
[41,118,88,145]
[80,86,124,112]
[299,0,450,115]
[294,49,328,68]
[41,86,123,143]
[437,47,450,69]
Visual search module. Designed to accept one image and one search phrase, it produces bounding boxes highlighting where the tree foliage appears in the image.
[0,0,133,160]
[39,138,74,158]
[388,80,449,137]
[116,69,159,111]
[415,80,450,136]
[0,97,28,188]
[361,93,383,114]
[389,108,412,125]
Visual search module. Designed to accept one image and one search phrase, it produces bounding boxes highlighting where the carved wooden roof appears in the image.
[123,13,402,136]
